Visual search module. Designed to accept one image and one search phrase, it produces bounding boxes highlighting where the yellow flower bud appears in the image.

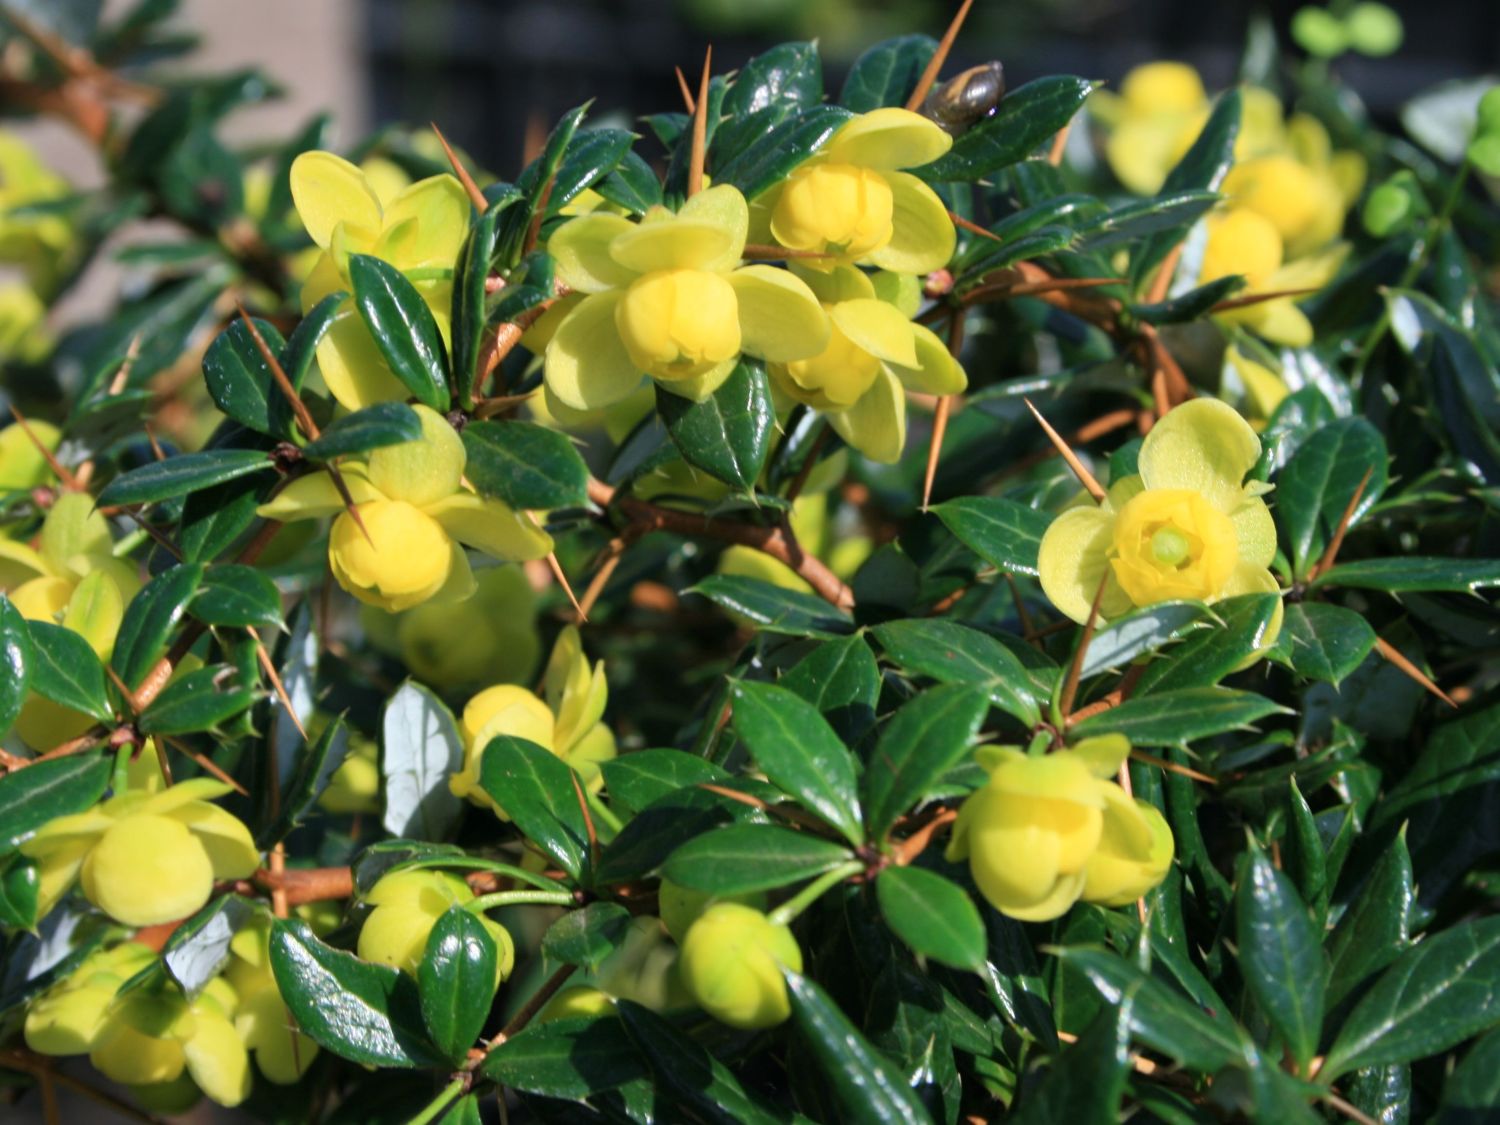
[615,269,742,380]
[537,986,616,1023]
[357,870,514,984]
[946,750,1106,922]
[678,904,801,1029]
[80,815,216,927]
[1082,786,1175,906]
[782,308,884,408]
[329,499,453,612]
[658,879,768,943]
[1109,488,1238,607]
[24,980,118,1055]
[394,564,540,687]
[0,418,60,491]
[771,163,895,262]
[1223,155,1324,245]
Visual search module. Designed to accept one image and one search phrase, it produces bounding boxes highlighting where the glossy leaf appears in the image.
[0,596,32,738]
[714,104,852,201]
[190,564,283,629]
[382,681,465,843]
[657,359,774,490]
[931,496,1052,576]
[922,77,1095,181]
[664,824,855,895]
[839,34,936,111]
[598,749,729,817]
[451,203,507,407]
[1313,557,1500,594]
[725,41,821,117]
[1276,602,1375,684]
[300,401,423,462]
[1012,1003,1132,1124]
[138,664,254,735]
[0,755,112,854]
[162,894,255,999]
[1276,417,1388,579]
[541,903,630,972]
[97,449,274,507]
[1237,845,1323,1067]
[876,865,986,971]
[1078,600,1212,679]
[259,714,350,847]
[479,735,591,881]
[862,683,991,838]
[112,563,205,693]
[460,419,589,510]
[780,633,881,745]
[349,253,450,411]
[1071,687,1286,746]
[690,575,855,638]
[871,618,1039,726]
[478,1015,648,1100]
[202,316,288,437]
[419,906,498,1064]
[1133,594,1280,694]
[1326,829,1413,1010]
[25,621,112,723]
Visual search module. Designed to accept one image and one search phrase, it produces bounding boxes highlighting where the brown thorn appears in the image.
[1325,1092,1381,1125]
[523,173,555,257]
[1047,116,1075,166]
[143,421,166,462]
[687,46,712,197]
[473,390,539,420]
[108,335,143,396]
[249,626,306,741]
[1024,398,1107,503]
[104,663,141,716]
[571,770,599,864]
[699,782,768,810]
[1130,749,1217,785]
[1373,636,1457,708]
[1210,286,1320,313]
[237,305,319,440]
[922,311,965,511]
[948,210,1003,244]
[576,536,629,623]
[1145,242,1183,306]
[892,807,958,864]
[674,65,696,114]
[546,551,586,622]
[431,122,488,211]
[7,404,76,490]
[1309,465,1374,583]
[152,737,175,787]
[161,735,249,796]
[905,0,975,111]
[269,843,289,918]
[1059,574,1109,720]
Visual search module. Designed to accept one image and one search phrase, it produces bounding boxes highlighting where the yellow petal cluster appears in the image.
[257,404,551,612]
[757,108,956,273]
[945,737,1173,920]
[20,777,259,926]
[289,150,470,410]
[224,914,320,1084]
[678,903,802,1029]
[1037,399,1282,644]
[450,625,616,812]
[356,868,515,980]
[542,184,829,409]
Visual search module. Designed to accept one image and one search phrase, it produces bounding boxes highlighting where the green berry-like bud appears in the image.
[678,904,802,1030]
[1290,7,1348,58]
[658,878,768,943]
[1478,87,1500,139]
[1468,135,1500,179]
[1345,2,1403,57]
[1363,180,1413,236]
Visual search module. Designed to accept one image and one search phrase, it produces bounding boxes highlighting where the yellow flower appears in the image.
[757,108,956,273]
[25,942,156,1056]
[356,869,515,980]
[0,131,77,292]
[768,264,965,462]
[1037,399,1281,645]
[1083,783,1175,906]
[225,915,320,1084]
[450,625,616,812]
[0,418,59,491]
[0,284,49,363]
[542,184,829,409]
[1093,63,1210,196]
[679,903,802,1029]
[257,404,551,612]
[289,151,470,410]
[19,778,259,926]
[945,747,1106,921]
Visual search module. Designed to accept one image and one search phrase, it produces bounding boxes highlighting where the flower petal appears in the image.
[1231,496,1276,569]
[656,357,739,401]
[290,152,383,250]
[1138,398,1261,512]
[544,291,645,411]
[425,493,553,560]
[380,174,471,270]
[790,261,876,303]
[609,219,734,274]
[548,213,639,292]
[315,311,412,411]
[822,107,953,171]
[0,537,49,590]
[729,265,829,362]
[829,367,906,463]
[887,321,967,394]
[830,299,917,367]
[865,171,956,275]
[368,404,465,508]
[256,468,382,522]
[171,802,260,879]
[300,252,348,312]
[1037,505,1131,624]
[676,184,750,270]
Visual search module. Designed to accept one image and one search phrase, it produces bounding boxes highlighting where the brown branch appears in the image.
[491,964,578,1046]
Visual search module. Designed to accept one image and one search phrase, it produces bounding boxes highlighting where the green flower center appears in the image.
[1150,526,1191,567]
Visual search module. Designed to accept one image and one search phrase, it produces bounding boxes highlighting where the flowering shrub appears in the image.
[1,2,1499,1122]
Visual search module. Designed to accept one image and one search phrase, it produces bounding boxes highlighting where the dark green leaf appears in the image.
[112,563,204,692]
[1276,417,1387,578]
[690,574,854,638]
[269,918,441,1068]
[594,150,662,214]
[598,749,728,817]
[862,683,991,839]
[190,564,283,629]
[1437,1028,1500,1124]
[541,903,630,972]
[876,865,985,971]
[1237,845,1323,1066]
[871,618,1038,726]
[839,34,936,111]
[1079,601,1212,679]
[784,968,935,1124]
[1134,594,1280,693]
[202,317,287,436]
[25,621,111,722]
[301,402,423,462]
[1323,917,1500,1078]
[664,824,854,895]
[1051,948,1250,1072]
[729,681,863,846]
[780,634,880,745]
[97,449,273,507]
[419,906,498,1064]
[656,359,774,490]
[1012,1003,1132,1124]
[382,681,464,842]
[1276,603,1376,684]
[479,735,590,881]
[1071,687,1285,747]
[714,104,852,201]
[1313,557,1500,594]
[725,41,821,117]
[349,253,450,410]
[0,854,39,929]
[1327,829,1412,1010]
[921,77,1095,181]
[549,128,635,212]
[279,291,345,394]
[1073,190,1218,250]
[0,754,112,854]
[1133,274,1246,324]
[162,894,255,999]
[931,496,1051,576]
[259,715,350,847]
[460,419,589,510]
[178,473,268,563]
[0,595,32,737]
[451,203,507,407]
[478,1015,647,1099]
[138,664,253,735]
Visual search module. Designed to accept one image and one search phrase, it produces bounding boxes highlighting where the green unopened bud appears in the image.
[1478,87,1500,139]
[679,904,802,1030]
[1467,135,1500,179]
[658,878,767,943]
[1345,3,1403,57]
[1290,7,1348,58]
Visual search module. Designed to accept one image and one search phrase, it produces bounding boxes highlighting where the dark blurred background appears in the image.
[364,0,1500,176]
